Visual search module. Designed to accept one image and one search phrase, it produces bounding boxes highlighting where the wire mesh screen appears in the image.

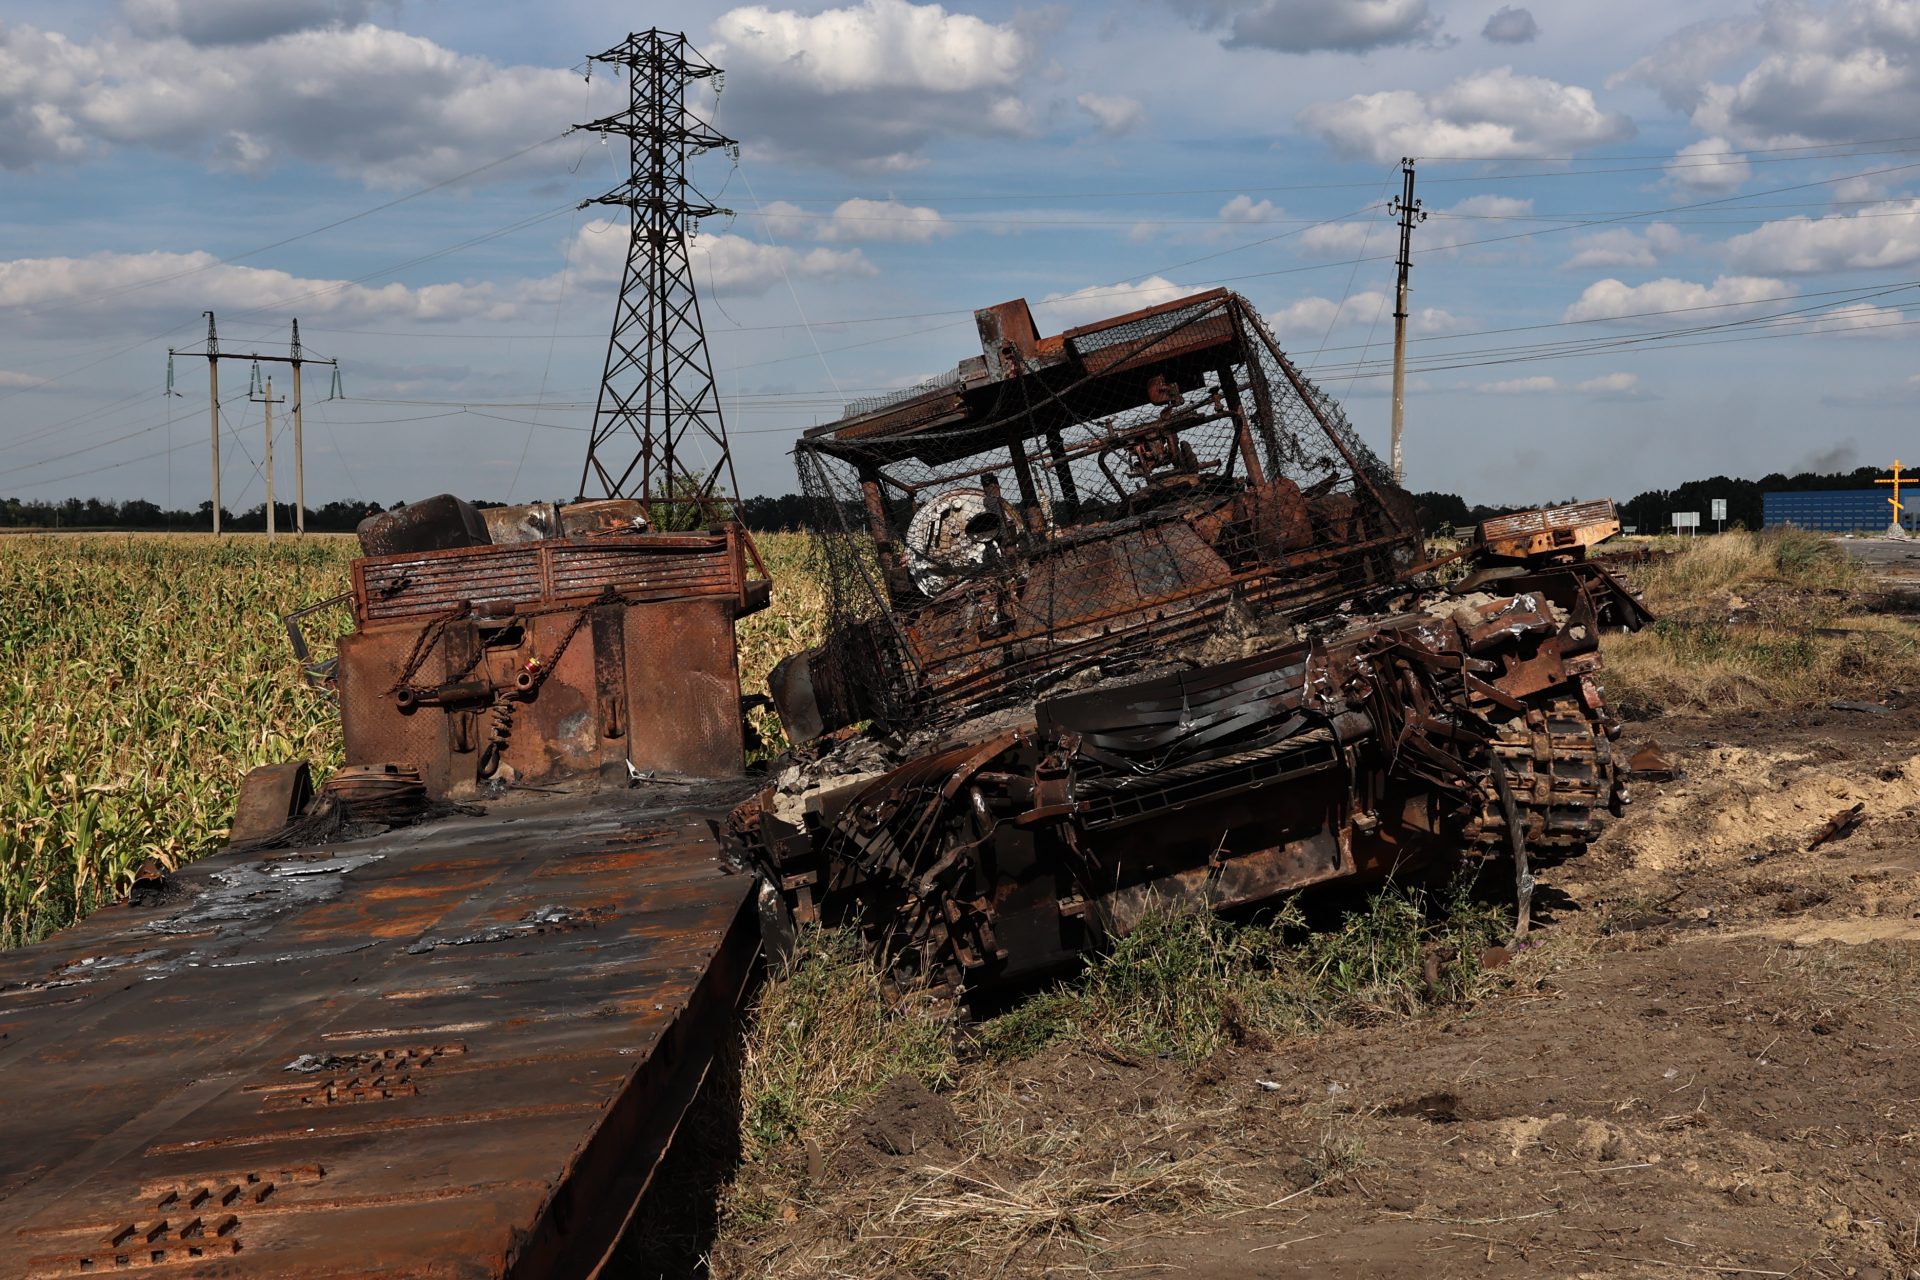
[795,290,1417,731]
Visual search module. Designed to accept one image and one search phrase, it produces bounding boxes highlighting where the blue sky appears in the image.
[3,0,1919,510]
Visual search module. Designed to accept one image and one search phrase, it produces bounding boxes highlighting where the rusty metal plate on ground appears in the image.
[0,790,757,1279]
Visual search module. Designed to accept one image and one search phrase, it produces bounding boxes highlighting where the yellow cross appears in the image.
[1878,460,1910,522]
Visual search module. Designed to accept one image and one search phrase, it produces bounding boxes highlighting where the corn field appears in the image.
[0,531,821,949]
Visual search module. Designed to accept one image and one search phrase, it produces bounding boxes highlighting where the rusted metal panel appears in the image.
[353,533,748,626]
[0,795,757,1280]
[1479,499,1622,563]
[336,527,758,800]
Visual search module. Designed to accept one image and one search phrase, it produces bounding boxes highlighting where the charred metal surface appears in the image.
[0,791,758,1279]
[784,289,1419,739]
[334,503,766,799]
[739,529,1650,997]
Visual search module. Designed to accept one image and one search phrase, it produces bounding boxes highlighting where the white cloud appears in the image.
[709,0,1037,171]
[1562,223,1685,270]
[1267,290,1469,337]
[0,20,576,182]
[0,248,517,324]
[1299,194,1531,257]
[0,370,45,389]
[746,197,950,243]
[1723,201,1920,274]
[1218,194,1279,224]
[816,197,950,243]
[1802,301,1908,335]
[1034,276,1213,327]
[1476,375,1559,394]
[1561,273,1909,340]
[0,221,875,333]
[1622,2,1920,149]
[1076,92,1143,136]
[1298,68,1632,164]
[1666,136,1750,194]
[1561,275,1785,324]
[1470,372,1647,397]
[568,221,876,295]
[1481,6,1538,44]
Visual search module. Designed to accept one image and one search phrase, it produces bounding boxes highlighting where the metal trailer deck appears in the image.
[0,789,757,1279]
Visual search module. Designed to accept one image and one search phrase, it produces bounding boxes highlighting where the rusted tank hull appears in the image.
[739,566,1642,995]
[0,793,757,1278]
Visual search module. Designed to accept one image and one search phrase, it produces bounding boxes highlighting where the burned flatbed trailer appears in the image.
[0,496,772,1278]
[0,796,755,1278]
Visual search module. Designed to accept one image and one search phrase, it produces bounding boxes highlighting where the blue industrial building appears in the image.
[1763,489,1912,533]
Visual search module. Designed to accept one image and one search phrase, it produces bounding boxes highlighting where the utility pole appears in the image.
[170,315,338,536]
[252,375,286,541]
[291,320,306,536]
[576,29,744,526]
[1388,157,1426,487]
[204,312,220,535]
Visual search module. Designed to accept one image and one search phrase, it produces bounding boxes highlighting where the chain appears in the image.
[385,587,625,700]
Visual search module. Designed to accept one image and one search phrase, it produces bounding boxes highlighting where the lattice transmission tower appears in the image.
[576,29,740,522]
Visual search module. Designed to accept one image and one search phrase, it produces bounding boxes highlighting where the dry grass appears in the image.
[1602,530,1920,714]
[0,530,822,947]
[711,886,1512,1276]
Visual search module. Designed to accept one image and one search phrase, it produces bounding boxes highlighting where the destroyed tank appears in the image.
[733,288,1651,995]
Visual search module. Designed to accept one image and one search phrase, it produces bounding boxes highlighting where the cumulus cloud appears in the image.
[1561,275,1784,324]
[567,221,876,295]
[708,0,1037,171]
[1562,273,1908,340]
[1033,276,1211,326]
[747,197,950,243]
[1666,136,1750,193]
[1476,375,1559,394]
[0,247,517,326]
[0,221,875,333]
[815,197,950,242]
[0,19,576,182]
[1219,194,1280,224]
[1481,6,1538,44]
[1575,372,1647,397]
[1267,290,1469,337]
[1621,2,1920,149]
[1723,201,1920,273]
[1562,223,1685,270]
[1298,68,1632,163]
[1298,194,1531,256]
[1169,0,1446,54]
[1076,92,1143,135]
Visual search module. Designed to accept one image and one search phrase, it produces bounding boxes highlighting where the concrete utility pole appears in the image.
[204,312,221,535]
[253,375,286,541]
[1388,157,1426,487]
[291,320,306,536]
[171,314,338,535]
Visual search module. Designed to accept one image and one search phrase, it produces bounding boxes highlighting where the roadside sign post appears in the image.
[1673,511,1700,538]
[1711,498,1727,532]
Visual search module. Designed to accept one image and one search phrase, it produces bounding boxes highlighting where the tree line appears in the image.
[0,469,1892,537]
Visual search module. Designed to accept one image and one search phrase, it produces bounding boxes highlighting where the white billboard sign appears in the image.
[1672,511,1700,530]
[1711,498,1727,521]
